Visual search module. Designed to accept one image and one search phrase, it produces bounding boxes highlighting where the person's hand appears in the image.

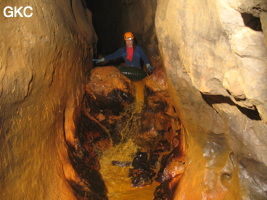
[92,58,105,64]
[146,64,155,72]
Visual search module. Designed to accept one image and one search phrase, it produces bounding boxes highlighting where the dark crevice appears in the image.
[66,102,115,199]
[241,13,262,31]
[84,0,125,55]
[201,93,261,121]
[237,105,261,121]
[67,144,108,200]
[201,94,235,106]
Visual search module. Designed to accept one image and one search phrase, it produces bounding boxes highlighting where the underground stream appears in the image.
[67,69,186,200]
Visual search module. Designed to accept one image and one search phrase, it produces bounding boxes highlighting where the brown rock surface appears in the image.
[86,66,134,104]
[0,0,97,199]
[156,0,267,199]
[1,0,267,199]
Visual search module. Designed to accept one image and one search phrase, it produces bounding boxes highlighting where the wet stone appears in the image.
[111,160,131,167]
[153,180,172,200]
[128,152,156,187]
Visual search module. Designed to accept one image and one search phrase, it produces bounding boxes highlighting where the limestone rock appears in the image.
[228,0,267,17]
[155,0,267,199]
[1,0,267,199]
[261,12,267,45]
[85,66,135,114]
[0,0,97,199]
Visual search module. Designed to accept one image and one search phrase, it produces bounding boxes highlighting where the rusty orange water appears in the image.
[99,139,159,200]
[119,81,144,140]
[99,80,159,199]
[132,80,145,114]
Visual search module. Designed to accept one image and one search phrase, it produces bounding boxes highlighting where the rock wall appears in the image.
[1,0,267,199]
[155,0,267,199]
[0,0,96,199]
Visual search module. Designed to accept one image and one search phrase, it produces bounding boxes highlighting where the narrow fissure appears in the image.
[241,12,263,31]
[66,1,265,199]
[68,64,186,199]
[66,2,187,198]
[1,0,267,199]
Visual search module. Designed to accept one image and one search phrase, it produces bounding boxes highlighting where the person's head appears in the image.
[124,32,134,47]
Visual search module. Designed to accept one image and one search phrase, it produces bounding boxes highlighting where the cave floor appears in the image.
[99,139,159,200]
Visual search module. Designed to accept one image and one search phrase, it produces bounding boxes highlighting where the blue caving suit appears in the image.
[104,45,150,69]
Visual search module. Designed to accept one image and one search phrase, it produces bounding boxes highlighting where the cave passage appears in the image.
[65,1,187,199]
[69,64,186,199]
[1,0,267,199]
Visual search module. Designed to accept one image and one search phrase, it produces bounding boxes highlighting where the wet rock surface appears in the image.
[2,0,266,199]
[156,0,267,199]
[86,66,135,115]
[129,152,156,187]
[74,66,185,198]
[0,0,97,199]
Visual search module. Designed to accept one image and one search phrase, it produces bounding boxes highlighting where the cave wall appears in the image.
[1,0,267,199]
[0,0,96,199]
[102,0,267,198]
[155,0,267,199]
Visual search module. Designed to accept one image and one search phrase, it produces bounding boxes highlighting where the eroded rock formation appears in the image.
[0,0,96,199]
[1,0,267,199]
[156,0,267,199]
[82,66,185,199]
